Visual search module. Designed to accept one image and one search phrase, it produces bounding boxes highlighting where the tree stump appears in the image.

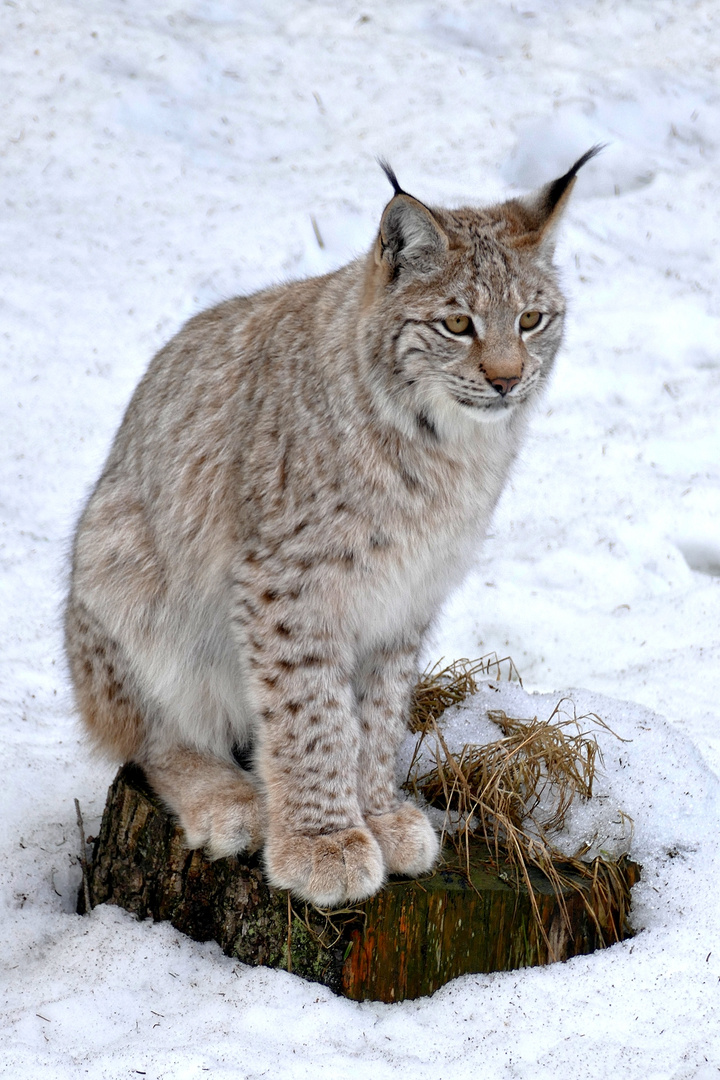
[80,765,639,1002]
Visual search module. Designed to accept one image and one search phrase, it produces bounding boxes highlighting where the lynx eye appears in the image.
[519,310,542,331]
[443,314,471,335]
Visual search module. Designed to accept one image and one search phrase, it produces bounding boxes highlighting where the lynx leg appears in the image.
[355,641,439,878]
[257,668,385,905]
[240,591,385,906]
[65,595,145,761]
[144,748,263,859]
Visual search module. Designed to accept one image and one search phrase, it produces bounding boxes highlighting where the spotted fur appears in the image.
[65,151,598,905]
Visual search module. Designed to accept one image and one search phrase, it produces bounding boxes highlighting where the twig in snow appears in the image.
[310,214,325,249]
[286,891,293,974]
[74,797,92,914]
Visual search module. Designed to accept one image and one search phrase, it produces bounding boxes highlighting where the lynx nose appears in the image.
[489,376,520,397]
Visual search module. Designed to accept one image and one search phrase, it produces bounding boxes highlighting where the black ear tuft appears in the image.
[543,144,606,214]
[377,158,405,196]
[501,144,605,252]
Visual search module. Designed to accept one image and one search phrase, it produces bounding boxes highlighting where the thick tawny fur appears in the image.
[66,151,598,906]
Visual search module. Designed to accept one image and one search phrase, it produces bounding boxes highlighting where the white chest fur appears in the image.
[348,414,522,652]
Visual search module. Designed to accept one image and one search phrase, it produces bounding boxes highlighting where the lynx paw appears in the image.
[264,827,385,907]
[366,803,439,878]
[166,768,263,860]
[183,793,264,860]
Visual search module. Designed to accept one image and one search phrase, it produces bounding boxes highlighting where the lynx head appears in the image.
[363,148,601,434]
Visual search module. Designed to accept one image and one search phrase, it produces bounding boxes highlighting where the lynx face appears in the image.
[359,156,602,442]
[388,235,566,424]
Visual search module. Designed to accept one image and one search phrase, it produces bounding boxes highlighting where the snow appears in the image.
[2,0,720,1076]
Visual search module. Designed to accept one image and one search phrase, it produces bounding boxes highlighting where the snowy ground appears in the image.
[2,1,720,1076]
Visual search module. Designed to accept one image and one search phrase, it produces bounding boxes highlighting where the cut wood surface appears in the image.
[81,765,639,1002]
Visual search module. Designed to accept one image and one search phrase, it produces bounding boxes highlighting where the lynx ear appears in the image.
[376,161,449,276]
[503,145,604,253]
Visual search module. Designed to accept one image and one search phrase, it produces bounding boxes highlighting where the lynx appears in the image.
[66,149,598,907]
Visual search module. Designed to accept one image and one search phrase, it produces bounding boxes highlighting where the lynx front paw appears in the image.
[366,803,439,878]
[264,827,385,907]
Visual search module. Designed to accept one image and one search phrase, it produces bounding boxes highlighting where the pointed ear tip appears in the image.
[377,157,403,196]
[539,142,606,213]
[568,142,607,177]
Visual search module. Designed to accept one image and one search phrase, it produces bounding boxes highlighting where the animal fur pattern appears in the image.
[66,148,599,907]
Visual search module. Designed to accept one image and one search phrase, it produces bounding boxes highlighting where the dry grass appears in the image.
[409,654,523,733]
[405,658,636,949]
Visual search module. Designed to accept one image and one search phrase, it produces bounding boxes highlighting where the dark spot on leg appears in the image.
[294,556,317,571]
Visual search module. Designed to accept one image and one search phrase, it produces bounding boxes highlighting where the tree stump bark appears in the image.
[80,765,639,1002]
